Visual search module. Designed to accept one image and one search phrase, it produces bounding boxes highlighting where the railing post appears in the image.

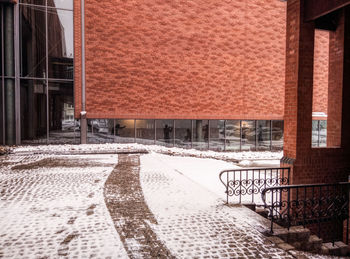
[226,172,229,204]
[270,191,274,233]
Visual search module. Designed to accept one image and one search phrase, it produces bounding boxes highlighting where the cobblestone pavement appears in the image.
[140,153,295,259]
[104,154,175,258]
[0,153,128,258]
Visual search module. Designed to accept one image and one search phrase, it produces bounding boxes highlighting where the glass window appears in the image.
[48,9,73,79]
[0,81,3,145]
[87,119,114,144]
[225,120,240,151]
[193,120,208,150]
[114,119,135,143]
[257,120,271,150]
[272,120,284,150]
[136,119,154,145]
[209,120,225,151]
[156,120,173,147]
[20,0,46,6]
[175,120,192,148]
[4,5,14,77]
[20,5,46,78]
[48,0,73,10]
[47,81,81,144]
[20,79,47,144]
[242,120,256,151]
[312,120,319,147]
[319,120,327,147]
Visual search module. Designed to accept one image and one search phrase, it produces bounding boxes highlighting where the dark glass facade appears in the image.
[312,120,327,147]
[84,119,284,151]
[17,1,73,144]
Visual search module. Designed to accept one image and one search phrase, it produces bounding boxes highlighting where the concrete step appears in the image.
[301,235,322,252]
[255,207,269,218]
[321,241,349,256]
[272,226,310,244]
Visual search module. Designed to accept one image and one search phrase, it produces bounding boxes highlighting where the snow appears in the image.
[12,143,283,163]
[139,153,294,258]
[0,153,128,258]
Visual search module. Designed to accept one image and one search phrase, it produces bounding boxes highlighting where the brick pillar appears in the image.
[327,11,344,147]
[282,0,315,184]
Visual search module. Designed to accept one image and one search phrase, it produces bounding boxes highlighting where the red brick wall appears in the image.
[313,30,329,114]
[74,0,288,119]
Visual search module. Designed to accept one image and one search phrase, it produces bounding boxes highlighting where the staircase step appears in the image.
[255,207,269,218]
[302,235,322,252]
[334,241,349,256]
[287,226,310,243]
[322,242,341,256]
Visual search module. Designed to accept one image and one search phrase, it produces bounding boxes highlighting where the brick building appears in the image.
[0,0,329,151]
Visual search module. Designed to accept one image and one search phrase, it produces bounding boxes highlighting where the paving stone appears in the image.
[277,242,295,251]
[267,236,285,245]
[0,153,127,258]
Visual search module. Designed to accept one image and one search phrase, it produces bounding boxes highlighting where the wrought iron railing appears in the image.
[219,167,290,205]
[262,182,350,244]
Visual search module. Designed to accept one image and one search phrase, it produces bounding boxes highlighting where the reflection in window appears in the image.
[257,120,271,150]
[225,120,240,151]
[48,81,80,144]
[48,0,73,10]
[20,0,46,6]
[175,120,192,148]
[312,120,327,147]
[0,85,3,144]
[87,119,114,144]
[20,0,73,10]
[319,120,327,147]
[193,120,208,150]
[136,119,154,145]
[20,5,46,78]
[209,120,225,151]
[114,119,135,143]
[20,79,47,144]
[242,120,256,151]
[272,120,284,150]
[48,9,73,79]
[312,120,319,147]
[156,120,173,147]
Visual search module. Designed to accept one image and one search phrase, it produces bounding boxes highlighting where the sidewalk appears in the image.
[0,148,332,258]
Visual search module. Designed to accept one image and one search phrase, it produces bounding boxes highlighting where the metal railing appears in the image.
[219,167,290,205]
[262,182,350,244]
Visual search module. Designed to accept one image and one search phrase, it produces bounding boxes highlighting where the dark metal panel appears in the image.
[305,0,350,21]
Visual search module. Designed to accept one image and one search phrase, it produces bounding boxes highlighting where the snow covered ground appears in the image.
[0,145,332,258]
[12,143,282,164]
[0,153,128,258]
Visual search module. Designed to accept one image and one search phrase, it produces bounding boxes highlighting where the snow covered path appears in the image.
[0,153,128,258]
[140,153,294,258]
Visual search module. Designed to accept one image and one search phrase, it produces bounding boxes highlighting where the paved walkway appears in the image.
[0,153,127,258]
[0,151,331,258]
[139,153,294,259]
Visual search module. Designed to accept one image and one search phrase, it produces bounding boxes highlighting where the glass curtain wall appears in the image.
[209,120,225,151]
[193,120,209,150]
[257,120,271,150]
[312,120,327,147]
[0,4,16,145]
[175,120,192,148]
[156,119,174,147]
[272,120,284,150]
[19,0,74,144]
[0,7,3,145]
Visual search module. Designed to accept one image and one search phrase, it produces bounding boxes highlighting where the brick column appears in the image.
[282,0,315,184]
[327,11,344,147]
